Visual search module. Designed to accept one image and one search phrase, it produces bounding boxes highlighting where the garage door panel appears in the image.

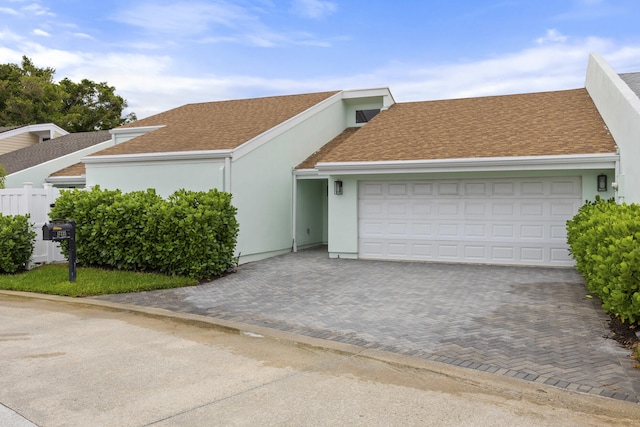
[359,177,580,266]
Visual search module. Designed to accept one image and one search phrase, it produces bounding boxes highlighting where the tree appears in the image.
[0,56,136,131]
[58,78,137,132]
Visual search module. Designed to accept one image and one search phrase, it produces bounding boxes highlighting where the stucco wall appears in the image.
[231,100,346,262]
[86,159,226,197]
[585,53,640,203]
[295,179,325,249]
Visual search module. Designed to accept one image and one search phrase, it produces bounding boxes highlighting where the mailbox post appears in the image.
[42,219,77,282]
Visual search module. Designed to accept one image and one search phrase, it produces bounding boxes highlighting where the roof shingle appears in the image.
[307,89,616,165]
[94,91,340,156]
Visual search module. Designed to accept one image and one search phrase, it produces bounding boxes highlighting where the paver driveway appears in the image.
[93,247,640,402]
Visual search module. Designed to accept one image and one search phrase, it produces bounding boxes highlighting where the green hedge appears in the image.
[50,187,239,280]
[567,197,640,323]
[0,213,36,273]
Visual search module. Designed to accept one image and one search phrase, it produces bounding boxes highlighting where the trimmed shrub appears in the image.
[567,197,640,323]
[0,213,36,273]
[50,186,239,280]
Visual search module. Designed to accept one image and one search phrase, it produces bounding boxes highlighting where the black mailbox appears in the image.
[42,221,74,242]
[42,219,77,282]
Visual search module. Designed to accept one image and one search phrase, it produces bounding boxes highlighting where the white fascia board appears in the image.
[46,175,86,186]
[294,169,325,179]
[0,123,69,140]
[109,125,165,136]
[315,153,620,175]
[83,150,233,167]
[341,87,396,106]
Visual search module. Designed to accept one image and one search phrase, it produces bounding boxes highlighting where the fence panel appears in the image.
[0,183,65,266]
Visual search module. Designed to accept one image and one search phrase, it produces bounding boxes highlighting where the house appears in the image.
[0,123,68,156]
[50,53,635,267]
[1,130,112,188]
[584,53,640,204]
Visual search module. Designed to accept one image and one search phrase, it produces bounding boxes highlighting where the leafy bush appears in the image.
[50,186,239,280]
[0,213,36,273]
[567,197,640,323]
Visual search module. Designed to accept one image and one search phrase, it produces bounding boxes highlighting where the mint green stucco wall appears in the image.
[86,160,226,197]
[231,101,345,262]
[295,179,326,248]
[326,169,615,259]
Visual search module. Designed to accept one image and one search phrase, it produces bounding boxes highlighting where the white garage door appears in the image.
[358,177,582,266]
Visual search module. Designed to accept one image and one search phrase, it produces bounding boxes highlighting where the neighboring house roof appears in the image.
[301,88,616,166]
[619,72,640,100]
[92,91,340,156]
[0,126,22,134]
[0,130,111,174]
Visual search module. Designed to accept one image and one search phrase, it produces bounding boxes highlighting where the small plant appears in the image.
[567,197,640,323]
[0,213,36,273]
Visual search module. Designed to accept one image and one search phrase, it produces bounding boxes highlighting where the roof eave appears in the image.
[314,153,620,175]
[46,175,86,186]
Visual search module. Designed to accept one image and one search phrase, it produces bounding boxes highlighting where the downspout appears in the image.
[614,153,623,203]
[224,156,232,193]
[292,173,298,252]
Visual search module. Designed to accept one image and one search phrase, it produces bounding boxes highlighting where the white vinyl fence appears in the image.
[0,182,65,266]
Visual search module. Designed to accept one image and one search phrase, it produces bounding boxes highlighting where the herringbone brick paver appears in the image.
[93,247,640,403]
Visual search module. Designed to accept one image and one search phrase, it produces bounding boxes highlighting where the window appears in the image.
[356,108,381,123]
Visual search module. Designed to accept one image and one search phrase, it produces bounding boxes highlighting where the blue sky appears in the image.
[1,0,639,118]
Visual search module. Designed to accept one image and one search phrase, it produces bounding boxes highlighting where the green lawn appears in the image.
[0,264,197,297]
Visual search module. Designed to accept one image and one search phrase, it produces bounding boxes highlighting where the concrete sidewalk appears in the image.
[93,247,640,403]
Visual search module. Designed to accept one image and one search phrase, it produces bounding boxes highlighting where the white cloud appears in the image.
[536,29,568,44]
[291,0,337,19]
[0,7,19,15]
[72,32,94,40]
[32,28,51,37]
[112,2,248,35]
[21,3,54,17]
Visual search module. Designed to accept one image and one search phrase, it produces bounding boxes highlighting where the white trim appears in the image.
[83,150,233,165]
[0,123,68,140]
[314,154,619,175]
[109,125,165,135]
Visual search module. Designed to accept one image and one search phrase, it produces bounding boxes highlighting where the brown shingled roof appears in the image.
[309,89,616,165]
[50,162,85,177]
[297,128,360,169]
[94,91,340,156]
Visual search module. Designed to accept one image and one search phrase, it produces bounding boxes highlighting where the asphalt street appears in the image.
[1,294,639,426]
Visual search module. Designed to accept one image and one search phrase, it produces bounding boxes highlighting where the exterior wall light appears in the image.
[334,180,343,195]
[597,174,607,192]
